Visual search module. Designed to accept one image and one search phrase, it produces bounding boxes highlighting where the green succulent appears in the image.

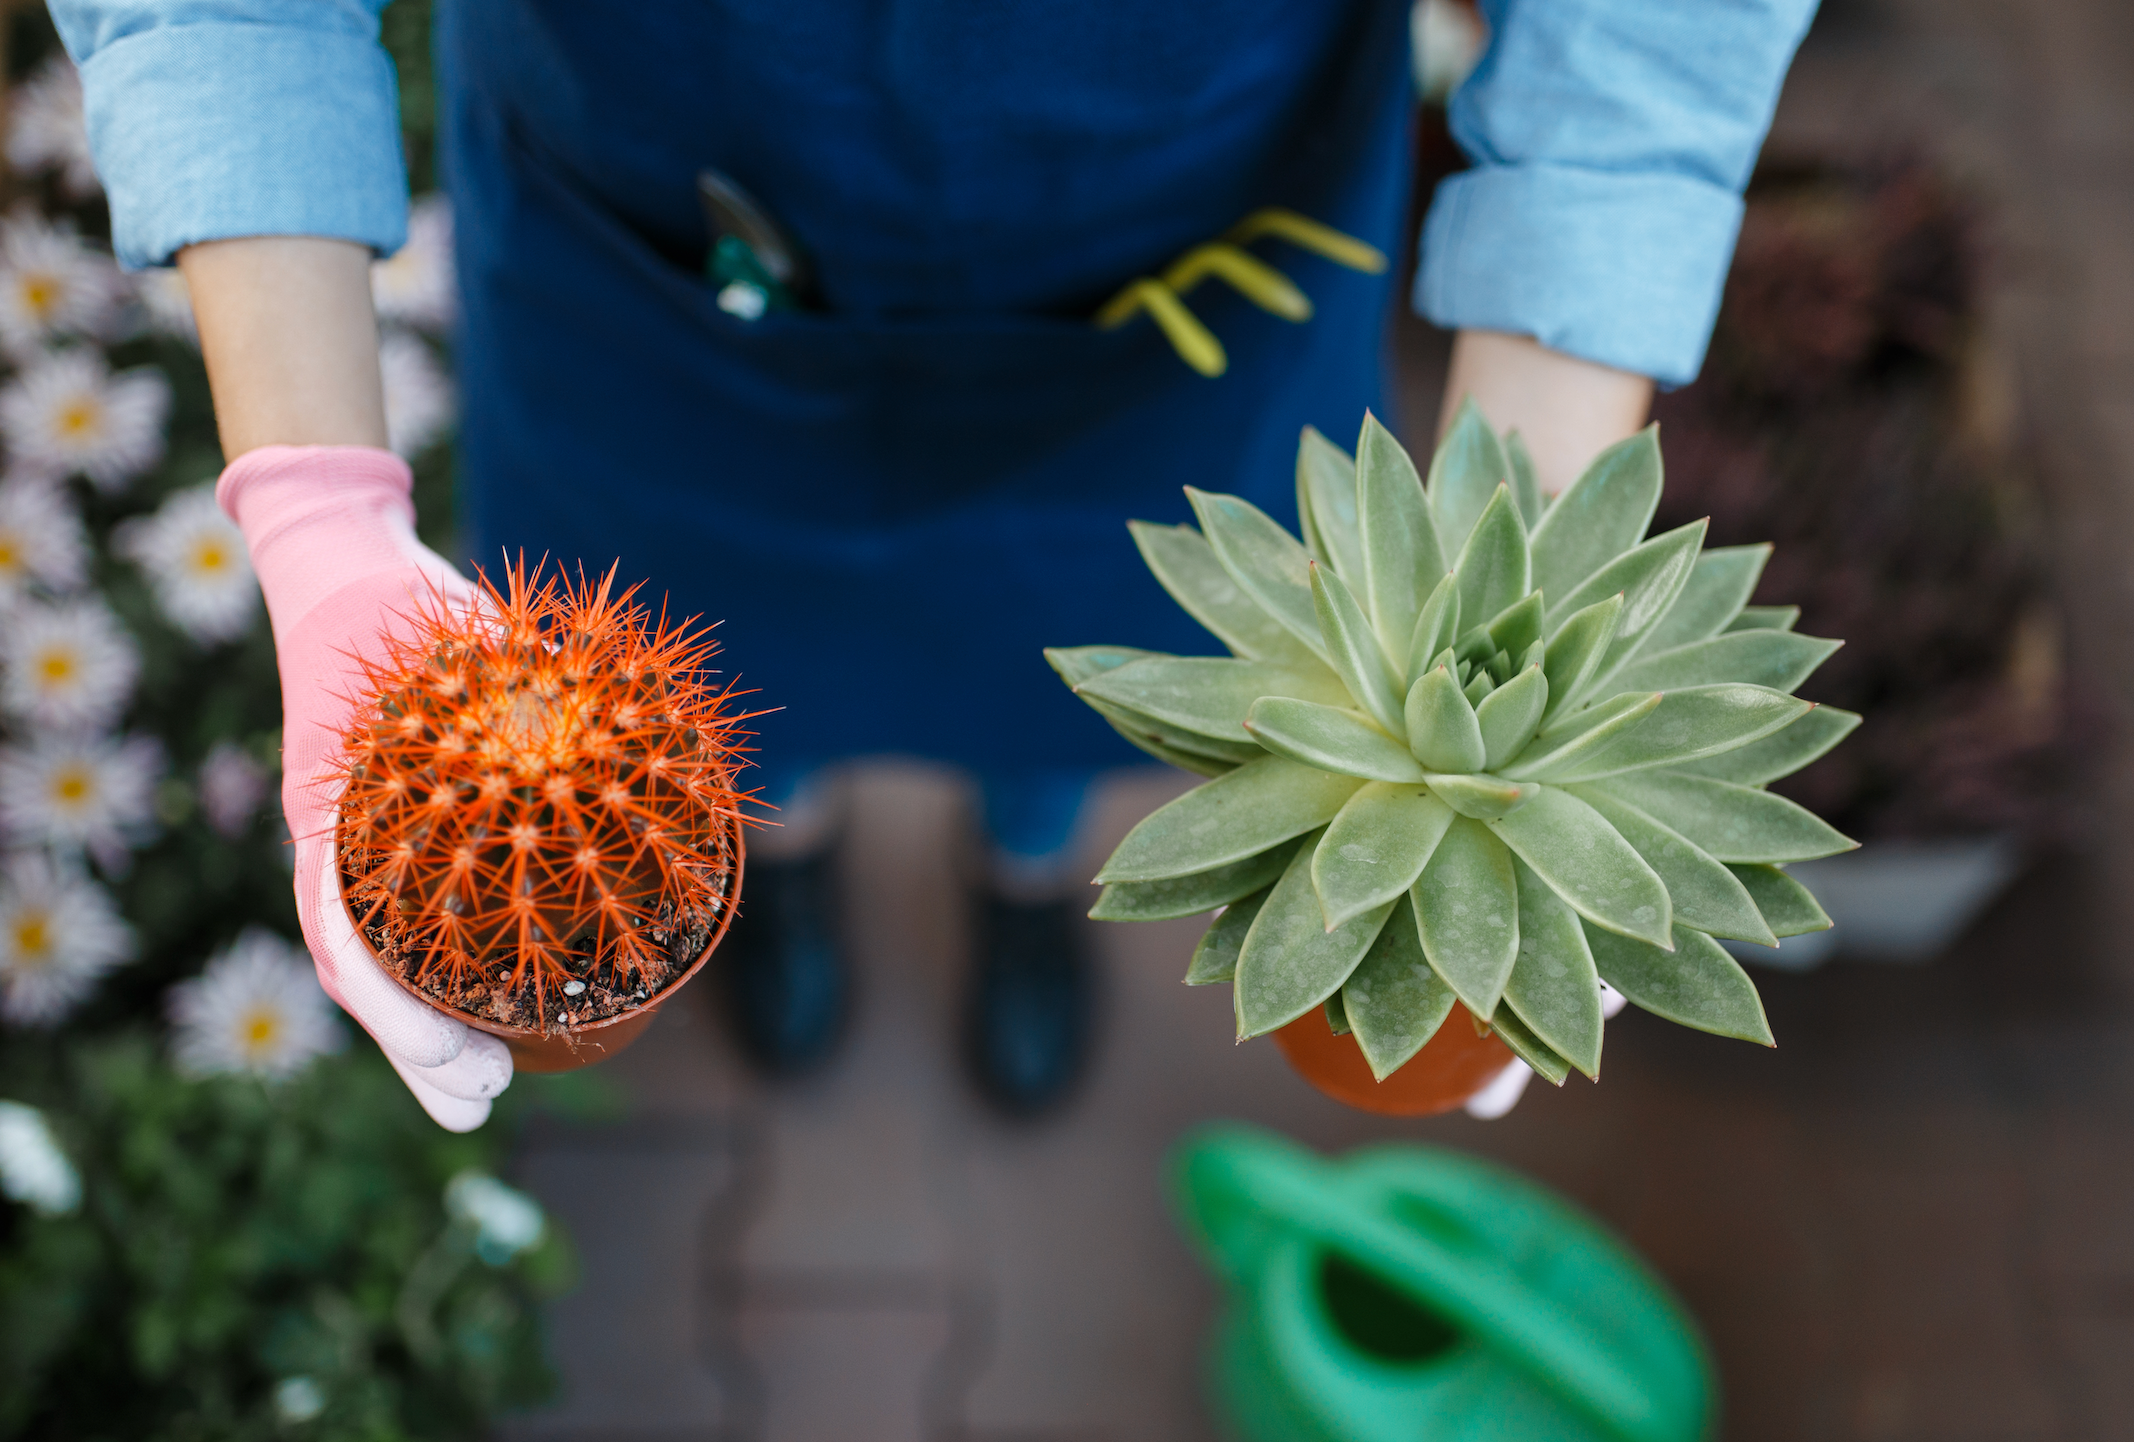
[1047,405,1859,1087]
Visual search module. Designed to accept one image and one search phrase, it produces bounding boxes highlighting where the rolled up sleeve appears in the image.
[51,1,405,270]
[1416,0,1820,386]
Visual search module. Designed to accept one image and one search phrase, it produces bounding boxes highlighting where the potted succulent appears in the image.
[1049,409,1857,1113]
[335,562,750,1072]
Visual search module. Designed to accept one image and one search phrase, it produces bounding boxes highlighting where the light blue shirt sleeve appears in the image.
[49,0,406,270]
[1416,0,1820,386]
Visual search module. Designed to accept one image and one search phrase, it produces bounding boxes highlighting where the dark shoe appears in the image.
[716,846,847,1076]
[966,891,1095,1116]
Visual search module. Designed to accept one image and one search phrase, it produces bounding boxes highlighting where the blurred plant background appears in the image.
[0,5,586,1438]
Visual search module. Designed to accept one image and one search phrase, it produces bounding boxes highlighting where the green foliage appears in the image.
[0,1035,588,1441]
[1056,412,1860,1082]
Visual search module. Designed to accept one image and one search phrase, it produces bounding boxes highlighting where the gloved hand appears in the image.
[217,445,513,1130]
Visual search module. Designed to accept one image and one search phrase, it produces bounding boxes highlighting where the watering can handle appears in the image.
[1183,1134,1676,1442]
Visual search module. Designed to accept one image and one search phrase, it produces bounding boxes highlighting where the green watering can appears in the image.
[1170,1125,1713,1442]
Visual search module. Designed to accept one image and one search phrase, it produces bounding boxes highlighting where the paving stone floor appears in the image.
[500,1,2134,1437]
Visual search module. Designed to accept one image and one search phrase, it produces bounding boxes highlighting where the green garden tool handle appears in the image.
[1180,1131,1675,1442]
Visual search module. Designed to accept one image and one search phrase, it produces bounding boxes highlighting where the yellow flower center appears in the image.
[0,534,19,573]
[50,764,91,806]
[57,398,99,438]
[242,1008,280,1054]
[189,538,228,576]
[11,912,51,963]
[37,648,75,684]
[20,273,59,319]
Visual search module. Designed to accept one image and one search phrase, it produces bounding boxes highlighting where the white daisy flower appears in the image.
[0,1100,80,1214]
[198,741,271,839]
[0,476,88,607]
[372,194,455,331]
[0,851,133,1025]
[446,1171,548,1264]
[168,928,343,1081]
[0,732,162,865]
[133,267,198,345]
[380,331,455,459]
[0,349,171,492]
[114,483,259,643]
[0,599,139,729]
[5,55,97,199]
[0,210,122,355]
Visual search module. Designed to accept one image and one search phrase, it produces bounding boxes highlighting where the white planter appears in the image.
[1728,837,2021,972]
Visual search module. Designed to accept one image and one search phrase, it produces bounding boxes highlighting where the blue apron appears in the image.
[437,0,1414,776]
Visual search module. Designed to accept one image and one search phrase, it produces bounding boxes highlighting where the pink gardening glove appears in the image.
[218,445,513,1130]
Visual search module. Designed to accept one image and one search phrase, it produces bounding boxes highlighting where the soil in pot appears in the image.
[342,835,739,1038]
[1273,1002,1516,1117]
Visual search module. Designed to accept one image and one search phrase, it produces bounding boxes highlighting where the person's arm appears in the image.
[179,236,387,457]
[54,2,514,1130]
[1439,330,1651,495]
[1419,0,1821,490]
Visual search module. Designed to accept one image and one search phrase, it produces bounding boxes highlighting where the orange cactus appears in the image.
[335,561,751,1025]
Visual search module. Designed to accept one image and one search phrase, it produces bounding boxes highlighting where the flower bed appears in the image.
[0,11,578,1435]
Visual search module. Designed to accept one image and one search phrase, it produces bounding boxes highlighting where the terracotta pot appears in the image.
[349,834,744,1075]
[1272,1001,1515,1116]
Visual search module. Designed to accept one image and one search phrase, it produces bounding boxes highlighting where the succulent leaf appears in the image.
[1090,837,1303,922]
[1341,894,1459,1080]
[1324,989,1351,1034]
[1488,1005,1573,1085]
[1404,665,1488,773]
[1528,425,1663,605]
[1728,863,1833,938]
[1488,785,1672,947]
[1425,773,1540,821]
[1612,630,1841,696]
[1077,655,1347,746]
[1585,922,1776,1046]
[1504,429,1545,529]
[1425,398,1511,562]
[1295,425,1364,580]
[1452,486,1531,630]
[1503,860,1604,1077]
[1186,488,1329,662]
[1410,816,1522,1019]
[1186,885,1271,984]
[1246,697,1427,782]
[1356,411,1446,655]
[1404,572,1463,681]
[1312,782,1456,930]
[1576,787,1776,945]
[1671,705,1860,787]
[1638,544,1771,657]
[1499,691,1663,783]
[1575,772,1857,864]
[1128,522,1325,669]
[1475,663,1549,770]
[1309,561,1406,732]
[1077,692,1262,767]
[1097,756,1362,883]
[1547,520,1708,686]
[1099,718,1241,776]
[1462,669,1495,707]
[1538,594,1625,727]
[1044,643,1162,688]
[1485,591,1545,662]
[1536,683,1811,784]
[1235,831,1395,1037]
[1728,605,1800,632]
